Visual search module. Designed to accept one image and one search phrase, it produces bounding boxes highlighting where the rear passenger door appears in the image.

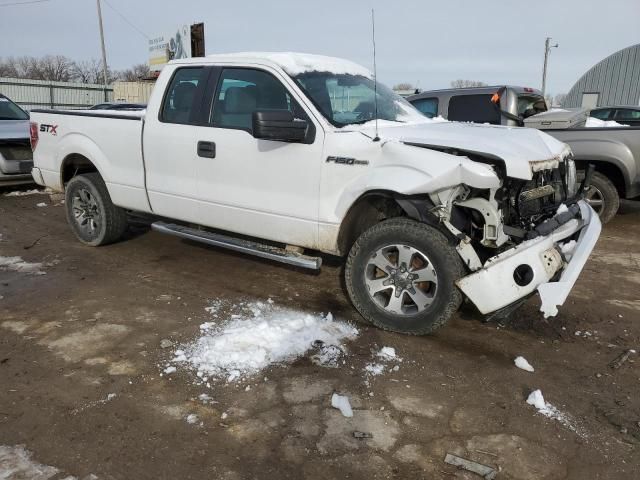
[194,66,325,249]
[143,66,211,223]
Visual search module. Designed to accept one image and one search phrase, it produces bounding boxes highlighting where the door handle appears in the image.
[197,141,216,158]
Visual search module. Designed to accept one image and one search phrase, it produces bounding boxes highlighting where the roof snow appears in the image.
[206,52,373,78]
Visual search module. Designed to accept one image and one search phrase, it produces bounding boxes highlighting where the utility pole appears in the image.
[96,0,109,95]
[541,37,558,96]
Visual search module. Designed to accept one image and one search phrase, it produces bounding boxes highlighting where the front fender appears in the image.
[332,141,500,222]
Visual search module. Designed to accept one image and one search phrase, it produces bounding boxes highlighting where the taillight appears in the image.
[30,121,39,151]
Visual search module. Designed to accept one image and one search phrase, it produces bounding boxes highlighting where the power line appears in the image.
[102,0,149,40]
[0,0,52,7]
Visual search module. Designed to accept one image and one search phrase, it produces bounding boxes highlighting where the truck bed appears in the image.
[30,109,151,212]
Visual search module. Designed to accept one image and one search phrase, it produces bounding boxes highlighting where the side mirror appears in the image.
[252,110,308,143]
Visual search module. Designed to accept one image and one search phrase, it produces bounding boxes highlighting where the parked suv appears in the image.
[0,94,33,186]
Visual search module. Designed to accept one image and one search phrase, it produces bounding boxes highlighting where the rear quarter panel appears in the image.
[31,111,150,211]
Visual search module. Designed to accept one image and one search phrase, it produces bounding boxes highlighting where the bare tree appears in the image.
[450,79,488,88]
[72,59,104,84]
[118,63,151,82]
[0,55,75,81]
[393,82,415,91]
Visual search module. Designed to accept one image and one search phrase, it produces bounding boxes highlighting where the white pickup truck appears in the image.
[30,52,601,334]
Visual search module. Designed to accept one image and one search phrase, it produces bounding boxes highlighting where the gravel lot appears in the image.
[0,189,638,479]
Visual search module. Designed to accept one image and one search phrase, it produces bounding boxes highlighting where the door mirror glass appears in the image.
[252,110,307,142]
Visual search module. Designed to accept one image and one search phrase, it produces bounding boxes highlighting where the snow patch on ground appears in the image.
[331,393,353,417]
[0,256,45,275]
[364,346,402,377]
[586,117,629,128]
[167,300,358,383]
[0,445,60,479]
[514,356,535,372]
[526,389,583,435]
[3,188,50,197]
[36,202,47,207]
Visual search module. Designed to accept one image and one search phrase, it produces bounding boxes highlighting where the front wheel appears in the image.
[581,171,619,224]
[345,218,464,335]
[65,173,128,246]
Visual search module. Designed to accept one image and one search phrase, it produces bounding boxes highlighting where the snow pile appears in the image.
[364,346,402,377]
[514,356,535,372]
[331,393,353,417]
[586,117,629,128]
[0,256,45,275]
[168,300,358,382]
[36,202,47,207]
[526,389,581,434]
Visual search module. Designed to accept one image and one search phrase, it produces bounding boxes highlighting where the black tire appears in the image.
[580,171,619,224]
[345,218,464,335]
[65,173,128,246]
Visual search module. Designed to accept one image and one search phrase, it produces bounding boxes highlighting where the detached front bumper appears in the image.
[456,200,601,317]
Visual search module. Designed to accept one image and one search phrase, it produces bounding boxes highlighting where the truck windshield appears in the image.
[0,96,29,121]
[518,95,547,119]
[291,72,425,127]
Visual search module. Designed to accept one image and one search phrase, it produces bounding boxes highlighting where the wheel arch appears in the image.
[60,153,103,186]
[575,159,627,198]
[335,190,453,256]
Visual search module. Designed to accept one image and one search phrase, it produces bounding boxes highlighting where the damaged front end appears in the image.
[432,155,601,318]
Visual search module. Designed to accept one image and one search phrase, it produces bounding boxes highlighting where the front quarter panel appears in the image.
[319,134,500,225]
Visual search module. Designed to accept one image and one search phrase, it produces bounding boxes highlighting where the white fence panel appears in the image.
[0,77,113,110]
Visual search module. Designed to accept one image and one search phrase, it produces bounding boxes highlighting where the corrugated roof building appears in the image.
[563,44,640,108]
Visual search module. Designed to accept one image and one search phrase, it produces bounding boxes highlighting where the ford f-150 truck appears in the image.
[30,53,600,334]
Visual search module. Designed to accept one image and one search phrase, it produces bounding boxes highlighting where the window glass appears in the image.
[0,96,29,120]
[517,95,547,118]
[448,94,500,124]
[411,98,439,118]
[614,108,640,120]
[589,108,612,120]
[292,72,425,127]
[211,68,299,131]
[160,67,206,124]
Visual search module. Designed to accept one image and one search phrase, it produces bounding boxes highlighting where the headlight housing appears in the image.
[565,156,577,198]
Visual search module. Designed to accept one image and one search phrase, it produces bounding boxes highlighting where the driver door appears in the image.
[193,67,325,249]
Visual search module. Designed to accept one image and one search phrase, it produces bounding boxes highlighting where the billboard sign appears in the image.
[148,25,191,72]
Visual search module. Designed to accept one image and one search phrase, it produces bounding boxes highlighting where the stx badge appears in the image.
[40,124,58,135]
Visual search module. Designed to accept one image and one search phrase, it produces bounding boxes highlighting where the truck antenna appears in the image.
[371,8,380,142]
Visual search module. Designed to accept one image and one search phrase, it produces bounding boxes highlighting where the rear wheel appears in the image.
[345,218,464,335]
[581,171,619,224]
[65,173,128,246]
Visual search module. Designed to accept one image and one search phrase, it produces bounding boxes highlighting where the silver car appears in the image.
[0,94,33,186]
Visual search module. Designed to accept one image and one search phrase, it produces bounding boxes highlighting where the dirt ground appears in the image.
[0,189,638,480]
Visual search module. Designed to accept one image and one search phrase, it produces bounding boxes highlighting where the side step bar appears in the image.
[151,222,322,271]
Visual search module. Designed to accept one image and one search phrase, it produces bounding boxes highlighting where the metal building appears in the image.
[563,43,640,108]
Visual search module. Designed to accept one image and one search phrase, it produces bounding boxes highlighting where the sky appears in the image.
[1,0,639,96]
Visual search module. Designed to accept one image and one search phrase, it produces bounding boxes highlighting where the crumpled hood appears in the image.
[0,119,30,141]
[359,121,570,180]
